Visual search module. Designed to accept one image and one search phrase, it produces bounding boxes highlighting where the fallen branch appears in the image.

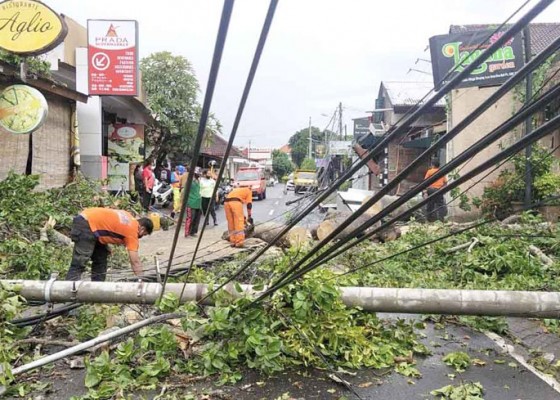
[445,238,479,254]
[16,338,80,348]
[529,245,554,268]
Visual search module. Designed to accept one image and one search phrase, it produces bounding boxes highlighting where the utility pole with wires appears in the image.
[308,117,312,159]
[338,102,343,140]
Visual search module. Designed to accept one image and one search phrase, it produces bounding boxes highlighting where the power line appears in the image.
[159,0,235,301]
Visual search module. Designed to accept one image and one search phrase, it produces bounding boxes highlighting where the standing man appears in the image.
[171,165,185,219]
[200,169,218,226]
[184,167,202,237]
[142,159,155,211]
[65,208,153,281]
[224,186,253,248]
[424,160,448,222]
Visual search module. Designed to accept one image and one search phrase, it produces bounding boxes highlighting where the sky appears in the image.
[45,0,560,149]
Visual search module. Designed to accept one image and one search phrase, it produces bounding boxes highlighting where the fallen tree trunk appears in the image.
[223,222,311,248]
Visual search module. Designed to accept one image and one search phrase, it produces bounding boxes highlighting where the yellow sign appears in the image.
[0,0,67,55]
[0,84,48,134]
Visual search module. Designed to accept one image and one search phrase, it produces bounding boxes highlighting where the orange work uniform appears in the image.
[424,167,447,189]
[224,187,253,247]
[81,208,139,251]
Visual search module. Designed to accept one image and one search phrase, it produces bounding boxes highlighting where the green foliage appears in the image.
[272,149,294,179]
[300,157,317,170]
[344,221,560,293]
[443,351,471,372]
[479,144,560,218]
[0,50,51,76]
[68,305,120,341]
[288,126,322,167]
[431,382,484,399]
[0,282,27,388]
[140,51,221,162]
[78,324,178,400]
[0,173,141,280]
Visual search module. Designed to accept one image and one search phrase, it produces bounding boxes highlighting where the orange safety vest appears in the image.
[425,167,447,189]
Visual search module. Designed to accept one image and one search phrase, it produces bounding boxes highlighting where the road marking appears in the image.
[269,210,274,216]
[274,200,279,205]
[484,331,560,394]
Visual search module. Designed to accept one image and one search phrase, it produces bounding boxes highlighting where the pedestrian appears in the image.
[183,167,202,237]
[65,208,153,281]
[224,186,253,248]
[200,169,218,226]
[141,159,155,211]
[132,163,143,202]
[171,165,185,219]
[423,160,448,222]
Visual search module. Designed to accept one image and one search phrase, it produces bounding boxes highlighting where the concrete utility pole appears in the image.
[6,280,560,318]
[338,102,343,140]
[523,26,533,208]
[308,116,312,159]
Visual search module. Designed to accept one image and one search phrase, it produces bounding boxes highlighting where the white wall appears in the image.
[76,47,103,178]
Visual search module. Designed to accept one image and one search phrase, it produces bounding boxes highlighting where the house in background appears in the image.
[439,23,560,220]
[352,81,446,193]
[0,61,88,189]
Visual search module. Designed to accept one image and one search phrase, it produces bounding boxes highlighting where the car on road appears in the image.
[293,169,318,194]
[234,167,267,200]
[285,179,294,191]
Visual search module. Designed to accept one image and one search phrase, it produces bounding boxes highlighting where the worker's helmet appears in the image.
[177,165,186,174]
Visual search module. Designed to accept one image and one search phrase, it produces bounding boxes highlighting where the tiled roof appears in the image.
[201,134,243,158]
[449,23,560,55]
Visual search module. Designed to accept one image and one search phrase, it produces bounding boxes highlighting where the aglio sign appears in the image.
[430,29,524,90]
[0,0,68,55]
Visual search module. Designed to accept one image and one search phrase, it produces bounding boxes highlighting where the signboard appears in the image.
[0,85,48,134]
[429,29,524,90]
[353,117,370,138]
[0,0,67,55]
[107,123,144,190]
[88,20,138,96]
[329,140,352,156]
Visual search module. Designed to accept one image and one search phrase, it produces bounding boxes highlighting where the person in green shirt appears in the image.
[183,167,202,237]
[200,169,218,226]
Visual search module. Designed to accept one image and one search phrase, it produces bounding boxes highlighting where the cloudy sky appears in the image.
[45,0,560,148]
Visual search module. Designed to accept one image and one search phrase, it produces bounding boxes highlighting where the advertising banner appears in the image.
[88,20,138,96]
[329,141,352,156]
[429,29,524,90]
[107,124,144,191]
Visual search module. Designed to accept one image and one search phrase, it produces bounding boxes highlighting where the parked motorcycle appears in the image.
[151,179,173,208]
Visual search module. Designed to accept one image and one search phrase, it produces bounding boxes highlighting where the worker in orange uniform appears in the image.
[224,186,253,247]
[423,160,448,222]
[65,208,154,281]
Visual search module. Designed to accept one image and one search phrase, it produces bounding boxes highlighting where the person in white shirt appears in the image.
[200,169,218,226]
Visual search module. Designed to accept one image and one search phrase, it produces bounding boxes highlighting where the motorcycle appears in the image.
[151,179,173,208]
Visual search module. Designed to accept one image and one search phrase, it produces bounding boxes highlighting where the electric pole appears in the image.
[338,102,343,140]
[523,27,533,208]
[308,117,312,159]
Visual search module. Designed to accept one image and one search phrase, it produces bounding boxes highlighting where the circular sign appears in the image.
[0,0,68,55]
[116,126,137,139]
[0,85,48,134]
[92,52,110,71]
